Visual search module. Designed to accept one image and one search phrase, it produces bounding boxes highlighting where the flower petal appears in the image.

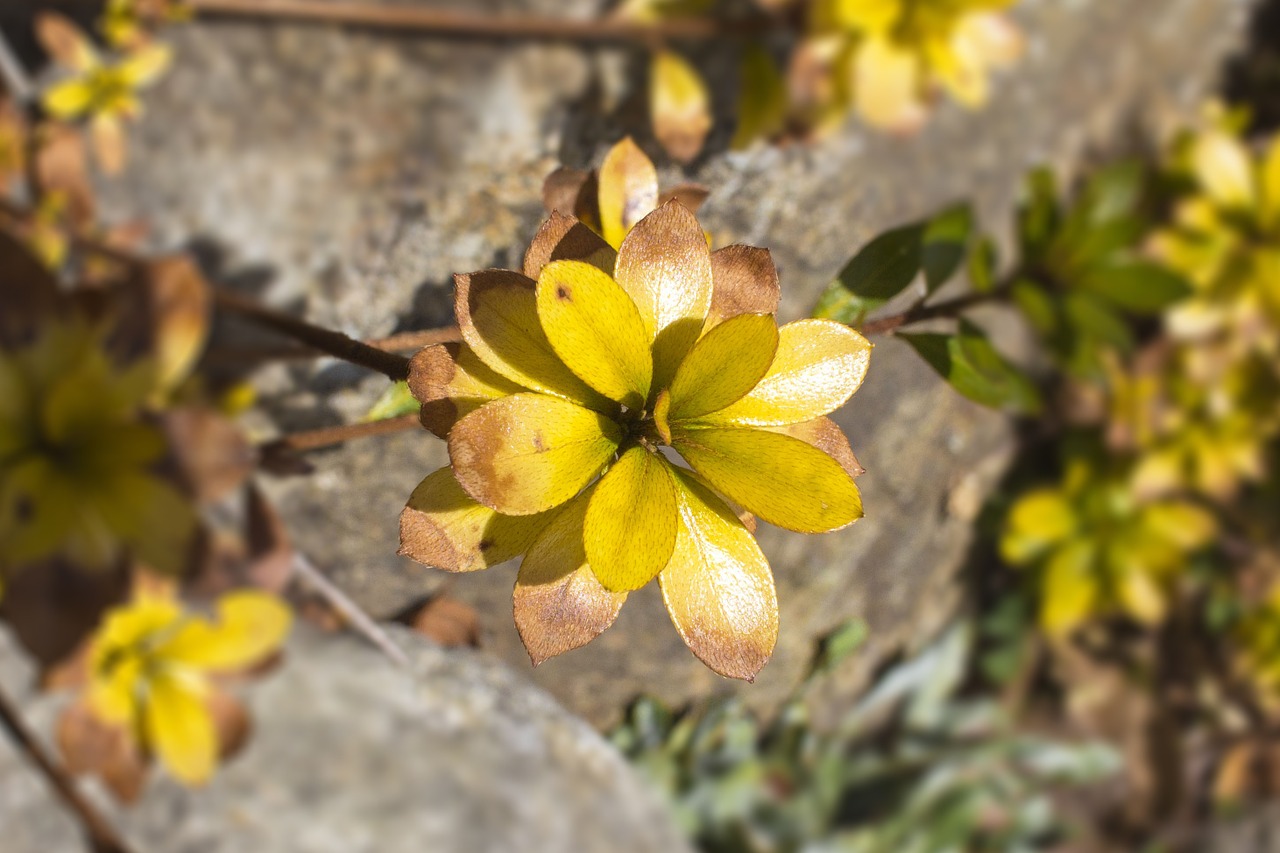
[1192,129,1256,210]
[158,591,292,672]
[768,417,864,481]
[522,211,616,280]
[673,426,862,533]
[42,80,94,120]
[448,393,622,515]
[615,201,714,388]
[1040,541,1098,637]
[701,319,872,426]
[660,468,777,681]
[117,43,172,89]
[144,674,216,785]
[650,51,712,163]
[1000,489,1077,565]
[454,270,611,409]
[536,260,653,407]
[707,245,781,329]
[584,446,678,592]
[855,36,928,133]
[514,489,627,665]
[91,113,126,175]
[542,167,591,218]
[399,466,553,571]
[667,313,778,421]
[598,137,659,249]
[407,342,523,438]
[35,13,100,72]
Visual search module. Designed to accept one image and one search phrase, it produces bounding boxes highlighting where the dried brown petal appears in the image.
[521,211,616,281]
[707,245,781,329]
[406,341,521,439]
[56,701,148,804]
[408,595,481,648]
[650,51,712,164]
[658,183,711,215]
[163,408,255,504]
[542,167,591,218]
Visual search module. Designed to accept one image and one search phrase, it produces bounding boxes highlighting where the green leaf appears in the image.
[363,380,419,421]
[830,223,924,308]
[1064,292,1133,350]
[1077,260,1192,313]
[807,618,869,680]
[921,204,973,293]
[1011,278,1059,336]
[967,236,998,294]
[901,319,1042,413]
[1017,168,1060,261]
[813,281,874,326]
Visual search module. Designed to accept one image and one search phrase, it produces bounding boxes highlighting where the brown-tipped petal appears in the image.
[708,245,781,329]
[659,183,711,215]
[91,113,126,176]
[448,393,622,516]
[769,417,864,481]
[400,467,552,571]
[162,408,255,504]
[407,342,522,438]
[453,269,610,409]
[615,200,714,387]
[650,51,712,164]
[514,490,627,665]
[598,137,659,249]
[522,211,617,280]
[660,469,778,681]
[35,12,99,72]
[542,167,591,217]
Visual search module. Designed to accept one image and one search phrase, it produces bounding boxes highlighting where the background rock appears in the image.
[0,624,692,853]
[5,0,1255,725]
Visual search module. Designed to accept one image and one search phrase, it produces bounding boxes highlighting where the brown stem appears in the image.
[188,0,772,42]
[860,289,1004,336]
[214,290,412,381]
[203,326,460,368]
[0,684,137,853]
[364,327,461,352]
[263,413,421,453]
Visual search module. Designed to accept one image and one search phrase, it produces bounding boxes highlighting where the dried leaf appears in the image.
[207,690,253,762]
[56,701,148,804]
[409,595,481,648]
[163,408,254,504]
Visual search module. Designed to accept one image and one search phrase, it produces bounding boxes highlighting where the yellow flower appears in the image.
[37,12,171,174]
[401,193,870,681]
[1001,457,1216,636]
[0,319,195,577]
[85,587,291,785]
[99,0,192,49]
[1154,123,1280,361]
[801,0,1023,132]
[543,137,709,250]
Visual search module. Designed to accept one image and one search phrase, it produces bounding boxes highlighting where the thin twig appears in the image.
[292,553,410,667]
[364,327,461,352]
[203,327,459,368]
[189,0,772,43]
[0,684,137,853]
[214,290,412,381]
[860,289,1004,337]
[264,413,421,453]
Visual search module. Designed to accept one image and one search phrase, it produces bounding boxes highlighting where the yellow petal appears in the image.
[536,260,653,407]
[650,51,712,164]
[1112,558,1166,626]
[159,591,292,672]
[702,319,872,426]
[999,489,1077,565]
[667,313,779,421]
[407,342,523,438]
[584,445,678,592]
[768,417,864,481]
[399,466,553,571]
[522,211,617,280]
[673,425,862,533]
[1192,129,1256,210]
[514,489,627,665]
[454,270,611,409]
[1040,541,1098,637]
[1140,502,1216,552]
[855,36,928,132]
[42,80,94,120]
[88,656,144,726]
[660,468,777,681]
[144,674,216,785]
[448,393,622,515]
[614,201,714,387]
[1262,136,1280,229]
[597,137,659,250]
[117,43,171,88]
[707,245,781,329]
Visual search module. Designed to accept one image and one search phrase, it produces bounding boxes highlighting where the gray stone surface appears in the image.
[71,0,1256,725]
[0,624,692,853]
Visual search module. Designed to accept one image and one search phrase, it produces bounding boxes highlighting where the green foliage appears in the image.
[815,224,925,326]
[900,319,1042,413]
[364,380,419,421]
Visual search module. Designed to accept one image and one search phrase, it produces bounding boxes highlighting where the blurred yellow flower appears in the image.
[800,0,1023,132]
[99,0,192,49]
[0,320,195,577]
[1002,457,1216,636]
[37,12,171,173]
[401,191,870,680]
[86,587,291,785]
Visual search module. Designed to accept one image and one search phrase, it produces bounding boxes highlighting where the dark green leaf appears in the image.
[1077,260,1192,313]
[1051,217,1146,275]
[831,223,924,306]
[901,319,1042,412]
[921,204,973,293]
[1078,161,1146,225]
[1016,168,1059,261]
[1064,292,1134,350]
[1011,279,1059,337]
[813,280,876,326]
